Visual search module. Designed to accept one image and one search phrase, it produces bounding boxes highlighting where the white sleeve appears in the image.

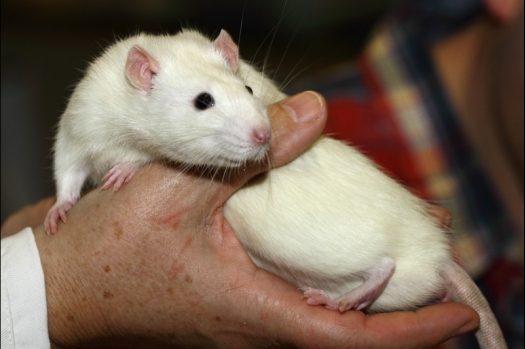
[1,227,50,349]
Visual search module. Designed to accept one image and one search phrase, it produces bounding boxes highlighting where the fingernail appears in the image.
[281,91,325,123]
[453,320,479,337]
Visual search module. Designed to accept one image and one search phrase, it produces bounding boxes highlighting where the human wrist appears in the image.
[33,224,107,347]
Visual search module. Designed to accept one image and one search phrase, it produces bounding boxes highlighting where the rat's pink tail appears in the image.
[442,261,507,349]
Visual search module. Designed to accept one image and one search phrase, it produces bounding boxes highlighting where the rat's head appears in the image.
[124,30,271,168]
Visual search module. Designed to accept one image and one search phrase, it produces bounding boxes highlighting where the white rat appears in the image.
[44,29,276,234]
[45,29,506,349]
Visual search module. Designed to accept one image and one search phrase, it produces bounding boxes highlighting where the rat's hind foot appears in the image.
[301,287,340,310]
[301,257,395,312]
[335,257,395,312]
[44,200,75,235]
[102,163,141,191]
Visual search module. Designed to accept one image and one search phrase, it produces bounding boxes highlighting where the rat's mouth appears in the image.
[251,143,270,162]
[213,144,270,168]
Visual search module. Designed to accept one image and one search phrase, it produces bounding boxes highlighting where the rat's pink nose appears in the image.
[253,127,271,145]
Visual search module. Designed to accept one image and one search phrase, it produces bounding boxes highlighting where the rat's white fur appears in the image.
[225,136,450,311]
[50,29,505,349]
[226,39,505,349]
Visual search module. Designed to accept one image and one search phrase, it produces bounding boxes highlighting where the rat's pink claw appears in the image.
[44,200,74,235]
[300,287,339,310]
[103,163,140,191]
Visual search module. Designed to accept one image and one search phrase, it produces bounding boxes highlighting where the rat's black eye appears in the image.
[194,92,215,110]
[245,85,253,95]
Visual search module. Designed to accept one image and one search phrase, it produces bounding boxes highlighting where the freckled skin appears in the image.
[112,221,124,240]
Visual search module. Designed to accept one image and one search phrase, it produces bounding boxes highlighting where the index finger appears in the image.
[246,264,480,349]
[360,303,479,348]
[284,301,479,348]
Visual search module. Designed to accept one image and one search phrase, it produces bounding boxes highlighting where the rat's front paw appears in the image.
[44,200,74,235]
[102,163,141,191]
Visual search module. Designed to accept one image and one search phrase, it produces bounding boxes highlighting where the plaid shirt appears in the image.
[292,1,522,347]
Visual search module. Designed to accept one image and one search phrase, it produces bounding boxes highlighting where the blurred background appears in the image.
[1,0,393,223]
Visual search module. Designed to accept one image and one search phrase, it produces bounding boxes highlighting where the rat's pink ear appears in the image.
[213,29,239,72]
[126,45,160,91]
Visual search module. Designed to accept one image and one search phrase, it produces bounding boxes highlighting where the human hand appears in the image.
[1,197,55,238]
[23,91,478,348]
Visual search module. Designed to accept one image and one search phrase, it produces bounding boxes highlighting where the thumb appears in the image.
[268,91,327,169]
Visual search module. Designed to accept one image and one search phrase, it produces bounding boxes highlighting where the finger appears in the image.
[267,91,327,168]
[1,196,56,238]
[361,302,480,349]
[280,300,479,348]
[245,264,480,349]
